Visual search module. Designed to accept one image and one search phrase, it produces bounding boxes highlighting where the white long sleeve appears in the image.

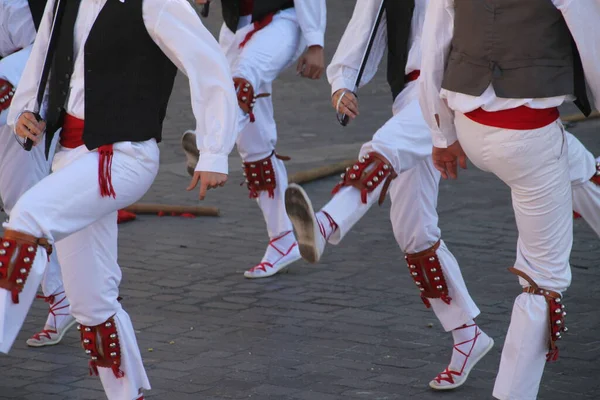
[0,0,36,57]
[0,47,32,127]
[294,0,327,48]
[148,0,238,175]
[556,0,600,112]
[9,0,238,175]
[326,0,387,95]
[418,0,457,148]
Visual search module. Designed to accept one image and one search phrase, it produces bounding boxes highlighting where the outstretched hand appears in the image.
[432,141,468,180]
[187,171,228,200]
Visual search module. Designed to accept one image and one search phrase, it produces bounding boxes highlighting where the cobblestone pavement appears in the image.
[1,2,599,399]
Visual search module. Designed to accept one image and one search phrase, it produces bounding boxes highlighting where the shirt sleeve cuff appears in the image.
[303,31,325,48]
[195,153,229,175]
[431,130,458,149]
[331,76,355,96]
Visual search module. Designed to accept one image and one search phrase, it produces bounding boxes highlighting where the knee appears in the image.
[69,295,121,327]
[6,198,46,238]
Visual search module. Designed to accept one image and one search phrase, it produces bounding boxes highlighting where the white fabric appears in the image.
[566,134,600,237]
[220,13,303,238]
[1,138,158,399]
[419,0,600,148]
[294,0,327,48]
[0,49,65,298]
[454,114,572,400]
[256,155,293,237]
[327,0,426,95]
[0,0,36,57]
[8,0,238,175]
[321,80,479,331]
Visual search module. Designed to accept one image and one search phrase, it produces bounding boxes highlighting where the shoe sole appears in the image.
[243,254,301,279]
[26,318,78,348]
[429,337,495,391]
[285,184,320,264]
[181,131,199,177]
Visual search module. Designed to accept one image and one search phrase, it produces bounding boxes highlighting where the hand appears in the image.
[332,88,358,120]
[432,141,468,180]
[15,111,45,145]
[194,0,209,4]
[186,171,228,200]
[296,45,325,80]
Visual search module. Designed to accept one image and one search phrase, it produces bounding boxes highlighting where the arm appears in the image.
[295,0,327,79]
[0,46,33,127]
[146,0,238,177]
[418,0,457,148]
[326,0,386,95]
[556,0,600,112]
[0,0,37,56]
[295,0,326,48]
[8,0,55,144]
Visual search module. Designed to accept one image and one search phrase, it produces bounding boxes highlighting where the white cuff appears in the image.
[331,76,354,97]
[195,153,229,175]
[303,31,325,48]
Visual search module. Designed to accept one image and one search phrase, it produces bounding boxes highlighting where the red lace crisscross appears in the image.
[317,211,338,241]
[30,291,70,340]
[434,324,481,384]
[248,231,297,273]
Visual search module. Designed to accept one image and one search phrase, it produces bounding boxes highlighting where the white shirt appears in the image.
[8,0,239,175]
[0,0,36,58]
[294,0,327,48]
[327,0,426,96]
[419,0,600,148]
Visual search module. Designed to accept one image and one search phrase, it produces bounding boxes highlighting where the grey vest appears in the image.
[442,0,590,115]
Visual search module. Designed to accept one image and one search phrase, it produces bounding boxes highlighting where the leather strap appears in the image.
[508,267,561,300]
[3,230,52,255]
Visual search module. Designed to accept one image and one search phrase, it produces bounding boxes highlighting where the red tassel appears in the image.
[421,295,431,309]
[360,190,368,204]
[331,183,343,196]
[181,213,195,218]
[98,145,116,198]
[239,14,275,48]
[89,361,99,376]
[441,295,453,305]
[546,347,559,362]
[11,290,19,304]
[249,111,256,123]
[112,364,125,379]
[268,189,275,199]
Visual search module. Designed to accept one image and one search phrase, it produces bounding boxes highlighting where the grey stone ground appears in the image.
[1,2,599,399]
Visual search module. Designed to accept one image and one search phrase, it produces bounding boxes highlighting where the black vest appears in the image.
[45,0,178,154]
[384,0,415,100]
[221,0,294,33]
[441,0,590,116]
[27,0,48,31]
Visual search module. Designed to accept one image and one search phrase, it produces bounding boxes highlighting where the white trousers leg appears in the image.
[455,113,572,400]
[221,15,300,238]
[0,126,64,297]
[325,94,480,330]
[566,132,600,237]
[57,213,149,399]
[388,159,480,331]
[323,92,429,243]
[1,139,158,399]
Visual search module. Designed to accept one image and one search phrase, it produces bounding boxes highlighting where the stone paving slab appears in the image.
[1,2,600,399]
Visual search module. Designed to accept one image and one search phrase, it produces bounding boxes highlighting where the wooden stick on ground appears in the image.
[561,110,600,123]
[124,203,220,217]
[288,159,356,185]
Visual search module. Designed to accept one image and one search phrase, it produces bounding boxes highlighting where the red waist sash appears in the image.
[464,105,559,130]
[60,114,116,198]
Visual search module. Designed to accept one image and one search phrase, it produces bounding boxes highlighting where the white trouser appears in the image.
[0,124,64,297]
[322,85,480,331]
[566,132,600,237]
[219,13,301,238]
[1,138,158,400]
[454,113,572,400]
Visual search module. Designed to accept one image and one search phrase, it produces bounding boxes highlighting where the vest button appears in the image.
[65,73,70,79]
